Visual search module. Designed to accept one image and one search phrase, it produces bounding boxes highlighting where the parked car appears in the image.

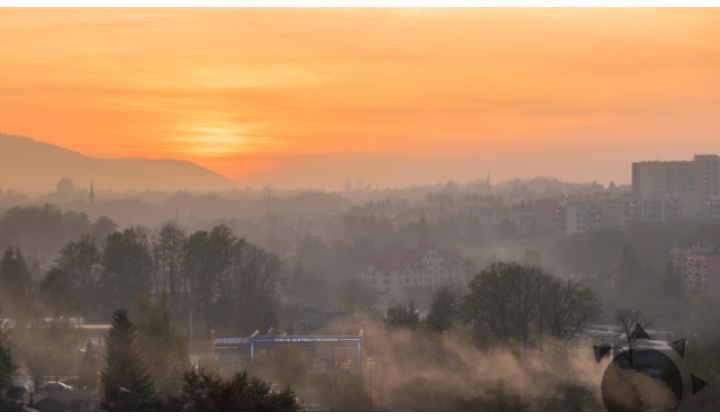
[60,377,79,387]
[13,380,33,394]
[42,381,73,392]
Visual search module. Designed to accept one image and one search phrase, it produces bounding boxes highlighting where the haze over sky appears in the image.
[2,8,719,190]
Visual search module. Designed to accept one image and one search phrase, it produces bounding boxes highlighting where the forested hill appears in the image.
[0,133,238,192]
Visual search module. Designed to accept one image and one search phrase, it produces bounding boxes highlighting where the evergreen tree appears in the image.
[617,242,641,290]
[101,309,155,411]
[169,369,299,411]
[0,246,37,320]
[40,268,80,319]
[135,294,189,394]
[78,340,98,390]
[0,307,24,411]
[384,301,419,329]
[424,286,460,333]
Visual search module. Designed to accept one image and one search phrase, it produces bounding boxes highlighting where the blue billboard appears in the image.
[249,336,361,365]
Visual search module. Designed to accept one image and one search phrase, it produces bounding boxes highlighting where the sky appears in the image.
[1,8,719,190]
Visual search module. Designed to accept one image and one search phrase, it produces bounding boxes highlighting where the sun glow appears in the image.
[2,8,719,188]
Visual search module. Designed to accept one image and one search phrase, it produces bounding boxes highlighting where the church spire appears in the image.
[89,181,95,204]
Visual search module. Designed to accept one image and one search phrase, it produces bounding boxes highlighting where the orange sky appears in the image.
[1,8,719,189]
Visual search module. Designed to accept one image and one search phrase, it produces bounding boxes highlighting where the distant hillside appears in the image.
[0,134,238,192]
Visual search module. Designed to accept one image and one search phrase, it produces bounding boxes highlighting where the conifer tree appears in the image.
[0,246,37,320]
[0,307,24,411]
[101,309,155,411]
[135,294,189,394]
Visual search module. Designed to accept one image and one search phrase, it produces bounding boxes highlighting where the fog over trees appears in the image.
[1,173,719,411]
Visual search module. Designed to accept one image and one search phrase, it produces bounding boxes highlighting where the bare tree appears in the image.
[462,262,602,347]
[540,278,602,344]
[229,242,284,335]
[149,222,187,319]
[615,309,653,365]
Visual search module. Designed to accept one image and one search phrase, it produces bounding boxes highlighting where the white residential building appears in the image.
[359,243,466,303]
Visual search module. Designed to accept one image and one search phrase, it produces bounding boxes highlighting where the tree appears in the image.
[78,340,98,390]
[0,246,38,321]
[181,225,283,337]
[339,278,377,318]
[148,222,187,320]
[384,301,419,330]
[615,309,653,366]
[290,265,327,310]
[296,235,327,276]
[462,262,602,346]
[616,242,641,290]
[169,369,300,411]
[101,309,155,411]
[182,225,236,329]
[99,230,153,317]
[57,235,102,293]
[135,294,189,393]
[226,241,283,336]
[40,268,81,318]
[539,279,602,343]
[55,235,102,319]
[90,216,118,242]
[424,286,461,333]
[0,308,24,411]
[461,262,543,345]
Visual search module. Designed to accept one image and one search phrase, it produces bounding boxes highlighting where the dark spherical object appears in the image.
[601,349,683,412]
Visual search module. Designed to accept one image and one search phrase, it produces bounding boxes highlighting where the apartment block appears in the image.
[556,202,599,238]
[359,243,465,303]
[671,246,720,300]
[632,154,720,218]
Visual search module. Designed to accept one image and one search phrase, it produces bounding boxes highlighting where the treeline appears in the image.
[0,215,294,410]
[0,220,284,339]
[0,204,468,320]
[0,305,300,412]
[551,218,720,328]
[385,261,602,347]
[0,204,117,261]
[0,204,390,332]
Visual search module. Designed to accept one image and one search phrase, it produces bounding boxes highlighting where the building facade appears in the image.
[359,243,465,303]
[556,202,600,238]
[632,154,720,219]
[671,246,720,300]
[629,197,681,222]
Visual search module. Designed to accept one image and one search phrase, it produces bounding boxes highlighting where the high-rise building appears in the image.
[556,202,599,238]
[629,197,681,222]
[631,154,720,218]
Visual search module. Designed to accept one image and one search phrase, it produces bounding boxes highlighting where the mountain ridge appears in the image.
[0,133,239,192]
